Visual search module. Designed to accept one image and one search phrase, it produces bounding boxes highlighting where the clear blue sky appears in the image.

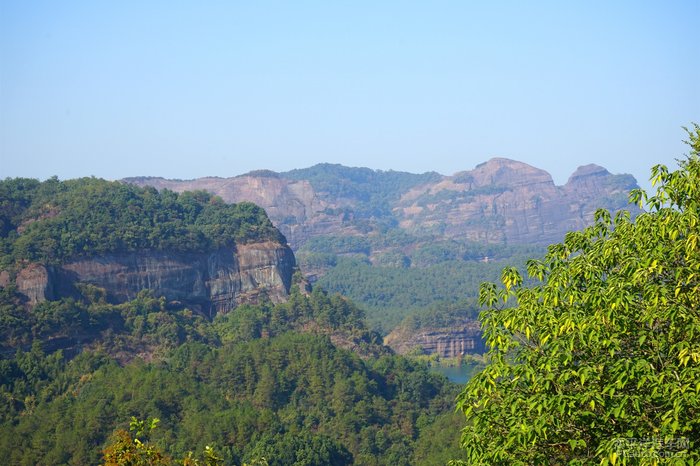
[1,1,698,191]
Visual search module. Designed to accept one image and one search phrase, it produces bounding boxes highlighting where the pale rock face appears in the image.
[565,164,617,196]
[15,263,55,305]
[396,159,636,245]
[384,320,485,357]
[123,175,340,249]
[0,270,11,288]
[125,159,639,250]
[7,241,295,316]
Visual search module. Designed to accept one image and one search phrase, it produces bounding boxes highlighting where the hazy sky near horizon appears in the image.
[1,1,698,190]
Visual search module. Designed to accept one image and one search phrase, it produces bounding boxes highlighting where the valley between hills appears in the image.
[0,156,646,464]
[125,157,639,336]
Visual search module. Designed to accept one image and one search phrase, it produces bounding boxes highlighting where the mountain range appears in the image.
[0,158,666,465]
[125,157,639,253]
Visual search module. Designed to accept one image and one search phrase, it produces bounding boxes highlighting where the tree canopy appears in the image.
[0,285,465,465]
[455,124,700,465]
[0,177,284,266]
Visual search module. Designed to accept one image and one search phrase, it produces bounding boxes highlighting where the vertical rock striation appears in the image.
[7,241,296,317]
[125,158,640,251]
[384,320,485,357]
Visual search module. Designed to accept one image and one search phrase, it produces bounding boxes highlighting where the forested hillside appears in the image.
[0,284,465,465]
[0,177,296,319]
[0,177,466,465]
[126,159,636,335]
[0,177,283,267]
[311,247,542,333]
[284,163,443,220]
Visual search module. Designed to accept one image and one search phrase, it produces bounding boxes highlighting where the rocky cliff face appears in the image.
[395,158,637,245]
[384,320,484,357]
[125,158,639,251]
[15,263,55,306]
[10,241,295,316]
[125,174,342,249]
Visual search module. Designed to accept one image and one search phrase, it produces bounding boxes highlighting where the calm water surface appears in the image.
[430,364,479,385]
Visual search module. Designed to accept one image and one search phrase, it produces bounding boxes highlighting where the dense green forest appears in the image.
[312,252,538,333]
[391,299,482,334]
[0,284,466,465]
[282,163,442,220]
[0,175,468,465]
[295,228,544,332]
[0,177,283,267]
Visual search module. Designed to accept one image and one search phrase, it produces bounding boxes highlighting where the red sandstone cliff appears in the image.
[8,241,295,316]
[125,159,639,251]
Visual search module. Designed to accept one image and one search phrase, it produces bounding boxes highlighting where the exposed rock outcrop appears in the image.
[15,263,55,305]
[7,241,295,316]
[0,270,10,288]
[125,158,639,251]
[396,158,637,245]
[124,174,340,249]
[384,320,484,357]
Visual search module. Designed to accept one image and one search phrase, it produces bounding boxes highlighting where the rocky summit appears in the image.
[125,158,639,251]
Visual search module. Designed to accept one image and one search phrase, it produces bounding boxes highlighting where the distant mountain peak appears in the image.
[564,164,636,197]
[475,156,532,168]
[465,157,554,188]
[238,169,281,178]
[126,159,639,248]
[568,164,610,181]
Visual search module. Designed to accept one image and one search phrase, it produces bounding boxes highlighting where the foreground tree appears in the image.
[102,417,225,466]
[455,125,700,465]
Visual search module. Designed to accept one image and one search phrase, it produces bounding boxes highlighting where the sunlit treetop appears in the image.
[454,124,700,466]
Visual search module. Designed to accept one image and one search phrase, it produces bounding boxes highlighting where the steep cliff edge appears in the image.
[0,177,297,317]
[125,158,640,251]
[384,319,484,357]
[395,158,637,245]
[10,243,295,317]
[82,242,290,312]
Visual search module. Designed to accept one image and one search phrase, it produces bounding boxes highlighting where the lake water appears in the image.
[430,364,478,385]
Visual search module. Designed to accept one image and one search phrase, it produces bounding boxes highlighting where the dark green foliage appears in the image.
[243,431,353,466]
[316,256,521,333]
[0,326,460,465]
[0,282,462,465]
[297,234,372,256]
[213,286,376,347]
[294,251,338,271]
[296,228,544,332]
[454,127,700,465]
[0,177,42,237]
[396,299,481,332]
[283,163,442,219]
[412,411,467,465]
[0,285,215,356]
[0,177,283,265]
